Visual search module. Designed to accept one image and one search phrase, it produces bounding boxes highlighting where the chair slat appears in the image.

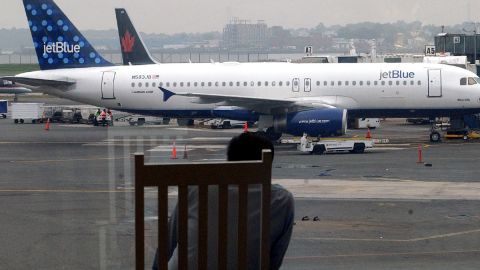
[178,184,189,270]
[157,185,169,270]
[198,185,209,270]
[237,184,248,269]
[218,184,228,269]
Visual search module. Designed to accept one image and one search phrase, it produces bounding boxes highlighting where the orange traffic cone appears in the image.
[417,144,424,164]
[243,122,248,133]
[44,118,50,131]
[365,128,371,139]
[171,141,177,159]
[183,145,188,159]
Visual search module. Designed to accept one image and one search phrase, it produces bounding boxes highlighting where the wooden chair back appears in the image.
[135,150,273,270]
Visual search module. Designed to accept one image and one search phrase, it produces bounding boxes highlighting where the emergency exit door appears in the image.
[101,71,116,99]
[428,69,442,97]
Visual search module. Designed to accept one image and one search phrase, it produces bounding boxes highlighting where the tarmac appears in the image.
[1,98,480,269]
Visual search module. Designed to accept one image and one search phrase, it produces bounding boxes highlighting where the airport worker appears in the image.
[107,109,113,126]
[153,132,294,270]
[100,109,107,126]
[94,109,101,126]
[300,133,308,149]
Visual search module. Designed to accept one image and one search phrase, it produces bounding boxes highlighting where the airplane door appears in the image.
[304,78,311,92]
[292,78,300,92]
[428,69,442,97]
[101,71,116,99]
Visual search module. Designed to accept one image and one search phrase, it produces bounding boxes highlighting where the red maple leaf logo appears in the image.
[121,31,135,53]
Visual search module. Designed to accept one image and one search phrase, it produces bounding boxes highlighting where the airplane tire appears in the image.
[430,132,441,143]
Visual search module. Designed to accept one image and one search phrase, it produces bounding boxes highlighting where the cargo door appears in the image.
[428,69,442,97]
[101,71,116,99]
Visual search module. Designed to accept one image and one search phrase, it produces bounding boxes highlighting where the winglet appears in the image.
[159,87,175,102]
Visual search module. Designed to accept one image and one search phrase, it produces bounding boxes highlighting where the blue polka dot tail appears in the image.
[22,0,113,70]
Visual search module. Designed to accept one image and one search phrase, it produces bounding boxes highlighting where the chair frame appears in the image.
[135,150,272,270]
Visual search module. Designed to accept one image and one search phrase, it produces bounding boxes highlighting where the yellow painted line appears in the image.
[10,156,129,164]
[294,228,480,243]
[284,249,480,260]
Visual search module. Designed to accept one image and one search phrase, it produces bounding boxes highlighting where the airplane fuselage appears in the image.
[17,62,480,119]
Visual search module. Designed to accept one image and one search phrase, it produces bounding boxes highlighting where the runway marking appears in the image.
[0,189,132,193]
[9,156,128,164]
[294,228,480,243]
[284,249,480,260]
[274,179,480,200]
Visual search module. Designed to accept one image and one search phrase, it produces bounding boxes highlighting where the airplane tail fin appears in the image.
[22,0,113,70]
[115,8,157,65]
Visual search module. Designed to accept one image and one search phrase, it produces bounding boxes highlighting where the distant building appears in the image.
[222,18,268,50]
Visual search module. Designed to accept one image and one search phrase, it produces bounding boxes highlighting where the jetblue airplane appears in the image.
[5,0,480,140]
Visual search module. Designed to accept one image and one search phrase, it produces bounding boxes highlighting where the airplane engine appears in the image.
[274,108,347,137]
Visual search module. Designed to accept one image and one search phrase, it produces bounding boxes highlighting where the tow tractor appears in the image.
[296,135,374,155]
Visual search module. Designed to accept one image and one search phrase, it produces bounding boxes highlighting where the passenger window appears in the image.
[166,82,170,87]
[403,81,407,86]
[201,82,205,87]
[417,80,422,86]
[152,82,156,87]
[159,82,163,87]
[396,81,400,86]
[316,81,320,86]
[194,82,198,87]
[265,81,269,86]
[145,83,149,88]
[138,82,143,87]
[174,82,178,87]
[286,81,290,86]
[330,81,334,86]
[180,82,184,87]
[230,82,234,87]
[367,81,371,86]
[374,81,378,86]
[279,81,283,87]
[187,82,190,87]
[359,81,363,86]
[272,81,276,86]
[258,81,262,86]
[244,82,248,87]
[381,81,385,86]
[345,81,349,86]
[410,80,414,85]
[250,81,254,87]
[222,82,226,87]
[324,81,327,86]
[215,82,219,87]
[338,81,342,86]
[131,82,135,88]
[352,81,356,86]
[468,77,477,85]
[388,81,393,86]
[236,82,240,87]
[208,82,212,87]
[293,80,298,86]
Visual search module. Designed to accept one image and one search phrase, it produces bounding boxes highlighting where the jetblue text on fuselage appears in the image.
[378,70,415,80]
[43,42,80,55]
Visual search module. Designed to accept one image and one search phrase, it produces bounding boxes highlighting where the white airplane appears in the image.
[5,0,480,141]
[0,80,31,95]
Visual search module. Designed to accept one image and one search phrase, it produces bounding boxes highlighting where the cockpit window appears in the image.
[468,77,477,85]
[460,78,467,85]
[475,77,480,84]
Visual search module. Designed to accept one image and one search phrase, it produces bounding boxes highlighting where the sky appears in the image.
[2,0,480,34]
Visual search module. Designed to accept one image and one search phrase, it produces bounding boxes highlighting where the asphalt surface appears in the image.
[1,101,480,269]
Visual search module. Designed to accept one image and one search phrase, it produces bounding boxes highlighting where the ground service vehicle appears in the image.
[298,138,374,155]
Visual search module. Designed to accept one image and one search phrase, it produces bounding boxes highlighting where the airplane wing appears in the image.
[1,76,76,89]
[0,87,32,94]
[159,87,338,112]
